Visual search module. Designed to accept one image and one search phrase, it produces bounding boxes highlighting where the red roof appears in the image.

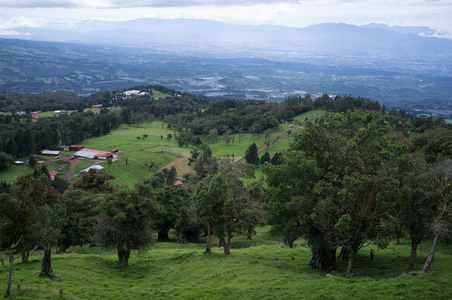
[174,180,183,186]
[49,171,58,181]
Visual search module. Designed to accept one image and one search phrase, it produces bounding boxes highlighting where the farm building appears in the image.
[69,145,84,151]
[38,150,61,156]
[174,180,183,186]
[74,148,113,160]
[57,146,69,151]
[54,110,67,114]
[80,165,104,173]
[91,104,103,108]
[13,161,26,165]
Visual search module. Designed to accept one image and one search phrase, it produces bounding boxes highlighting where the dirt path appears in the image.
[64,157,82,180]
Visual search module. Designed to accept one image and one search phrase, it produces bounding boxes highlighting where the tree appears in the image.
[396,157,438,270]
[55,189,103,252]
[260,152,270,165]
[166,166,177,186]
[422,159,452,273]
[71,169,116,194]
[208,172,232,254]
[0,151,12,170]
[28,154,37,168]
[193,182,216,253]
[264,111,408,273]
[2,174,60,280]
[94,189,161,267]
[245,143,259,166]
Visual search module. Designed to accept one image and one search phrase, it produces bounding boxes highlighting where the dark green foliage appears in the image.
[0,151,12,169]
[28,154,37,168]
[94,189,162,266]
[55,189,103,252]
[260,151,270,165]
[166,166,177,186]
[264,111,413,272]
[71,169,116,194]
[245,143,259,165]
[270,152,282,165]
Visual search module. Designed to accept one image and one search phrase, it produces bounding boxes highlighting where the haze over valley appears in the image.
[1,18,452,117]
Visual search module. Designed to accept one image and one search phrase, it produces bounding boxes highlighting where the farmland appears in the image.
[0,115,297,187]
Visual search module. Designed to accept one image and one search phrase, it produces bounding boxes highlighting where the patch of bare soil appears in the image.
[158,156,194,176]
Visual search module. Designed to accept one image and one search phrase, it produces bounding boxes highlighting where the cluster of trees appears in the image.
[0,144,264,297]
[262,111,451,274]
[1,85,451,292]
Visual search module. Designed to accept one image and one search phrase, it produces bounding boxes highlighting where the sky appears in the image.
[1,0,452,37]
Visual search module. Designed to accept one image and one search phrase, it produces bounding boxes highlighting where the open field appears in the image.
[1,226,451,299]
[292,110,329,124]
[0,120,297,187]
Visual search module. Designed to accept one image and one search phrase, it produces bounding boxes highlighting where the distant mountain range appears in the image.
[1,19,452,110]
[2,19,452,67]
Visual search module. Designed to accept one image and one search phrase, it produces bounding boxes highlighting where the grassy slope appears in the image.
[293,110,329,124]
[76,122,186,188]
[1,227,451,299]
[0,120,297,186]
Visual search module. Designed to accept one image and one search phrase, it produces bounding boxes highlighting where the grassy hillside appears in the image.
[1,227,451,299]
[292,110,329,124]
[0,118,298,187]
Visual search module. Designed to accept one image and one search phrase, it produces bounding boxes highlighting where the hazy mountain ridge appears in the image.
[1,19,451,110]
[4,19,452,63]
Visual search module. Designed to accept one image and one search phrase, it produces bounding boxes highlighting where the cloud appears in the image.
[1,0,450,9]
[0,1,301,9]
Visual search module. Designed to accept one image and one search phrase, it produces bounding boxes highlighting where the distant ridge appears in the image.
[2,19,451,60]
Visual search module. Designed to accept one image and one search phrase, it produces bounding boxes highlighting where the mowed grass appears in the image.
[74,122,188,188]
[0,120,299,187]
[209,123,295,160]
[1,227,451,300]
[0,165,31,183]
[293,110,330,124]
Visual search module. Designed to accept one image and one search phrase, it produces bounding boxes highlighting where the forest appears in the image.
[0,85,451,298]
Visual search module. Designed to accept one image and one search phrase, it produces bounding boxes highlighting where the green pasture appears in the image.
[0,165,31,184]
[292,110,329,124]
[74,123,186,188]
[0,121,300,187]
[209,123,295,160]
[1,226,451,299]
[152,90,170,100]
[35,110,76,119]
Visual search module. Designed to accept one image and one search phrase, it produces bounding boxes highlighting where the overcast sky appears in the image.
[1,0,452,36]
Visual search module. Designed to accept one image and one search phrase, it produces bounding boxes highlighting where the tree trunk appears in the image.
[408,239,418,270]
[308,248,337,270]
[282,236,294,248]
[117,249,130,267]
[421,235,438,273]
[39,244,53,277]
[346,250,355,275]
[204,222,211,254]
[21,248,29,263]
[5,249,14,298]
[223,233,231,255]
[218,237,225,247]
[337,247,349,262]
[158,231,169,242]
[247,228,253,240]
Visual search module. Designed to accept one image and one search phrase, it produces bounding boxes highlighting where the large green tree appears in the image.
[245,143,259,165]
[264,111,409,273]
[93,190,161,266]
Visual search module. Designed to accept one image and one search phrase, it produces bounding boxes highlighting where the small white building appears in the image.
[80,165,104,173]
